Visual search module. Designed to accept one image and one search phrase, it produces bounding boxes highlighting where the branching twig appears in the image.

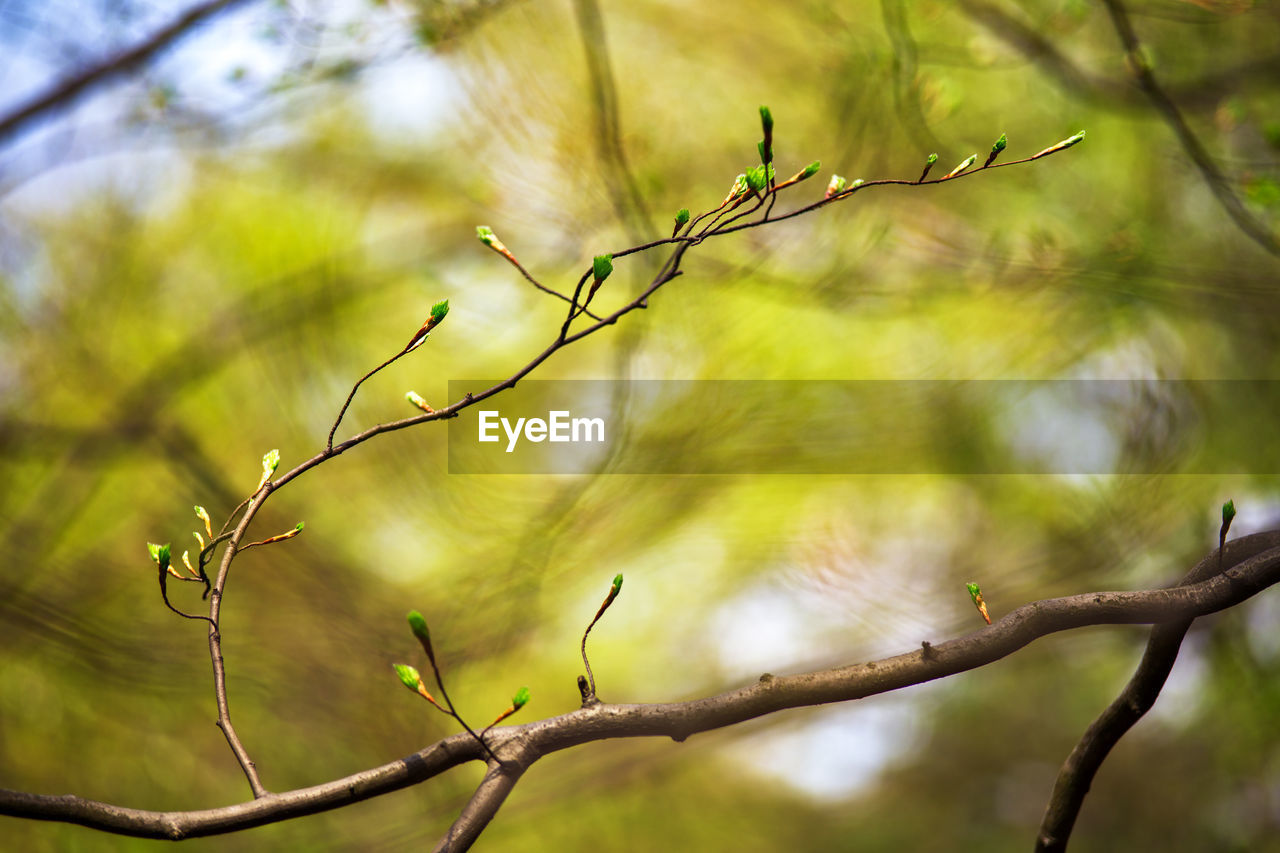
[327,351,413,454]
[158,119,1082,804]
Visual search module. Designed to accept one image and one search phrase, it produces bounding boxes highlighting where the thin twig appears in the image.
[327,348,413,453]
[420,647,502,765]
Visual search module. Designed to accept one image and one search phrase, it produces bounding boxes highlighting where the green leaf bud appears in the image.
[992,133,1007,154]
[593,254,613,283]
[147,542,171,573]
[407,610,431,645]
[430,299,449,324]
[759,105,774,134]
[1222,499,1236,526]
[406,390,433,412]
[801,161,821,179]
[194,505,212,537]
[1032,131,1086,160]
[476,225,496,246]
[512,686,531,710]
[393,663,422,691]
[675,208,690,227]
[944,154,977,179]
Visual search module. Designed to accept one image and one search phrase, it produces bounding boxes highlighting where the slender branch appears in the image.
[256,141,1069,500]
[1099,0,1280,258]
[511,258,604,319]
[0,0,255,146]
[1035,530,1280,851]
[4,534,1278,844]
[421,649,503,765]
[327,348,413,453]
[207,485,273,798]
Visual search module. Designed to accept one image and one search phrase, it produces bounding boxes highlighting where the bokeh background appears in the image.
[2,1,1280,850]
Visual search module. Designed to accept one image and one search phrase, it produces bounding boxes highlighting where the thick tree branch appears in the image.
[5,533,1278,846]
[1035,530,1280,851]
[0,0,255,147]
[434,756,530,853]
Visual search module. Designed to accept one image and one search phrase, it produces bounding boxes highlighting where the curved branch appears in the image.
[5,533,1278,843]
[0,733,486,839]
[1035,530,1280,851]
[0,0,255,147]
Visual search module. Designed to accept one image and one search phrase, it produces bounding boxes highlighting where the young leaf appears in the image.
[258,449,280,489]
[1031,131,1086,160]
[944,154,978,179]
[966,582,992,625]
[393,663,422,691]
[194,505,212,538]
[406,391,434,413]
[430,299,449,325]
[592,254,613,284]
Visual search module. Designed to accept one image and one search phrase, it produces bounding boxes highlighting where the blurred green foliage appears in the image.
[1,0,1279,850]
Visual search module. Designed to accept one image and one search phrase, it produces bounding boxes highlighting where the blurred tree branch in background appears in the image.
[0,0,253,147]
